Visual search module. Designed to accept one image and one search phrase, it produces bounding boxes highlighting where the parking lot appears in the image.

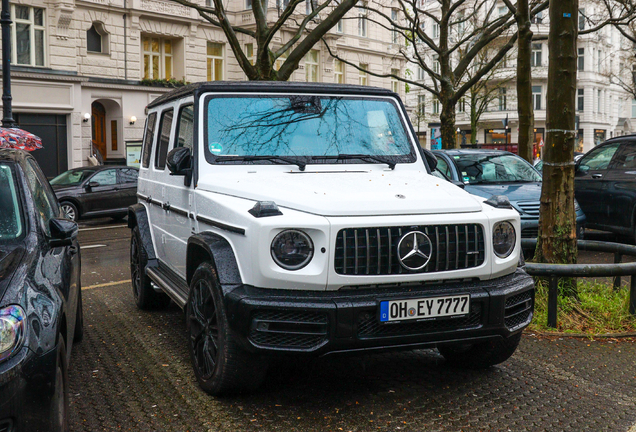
[69,221,636,431]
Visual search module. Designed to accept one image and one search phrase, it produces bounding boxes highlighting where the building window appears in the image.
[245,43,255,65]
[391,9,399,44]
[577,88,584,111]
[597,50,602,72]
[334,59,344,83]
[11,5,45,66]
[432,21,439,38]
[417,66,425,80]
[532,86,542,110]
[597,89,602,113]
[359,63,368,85]
[358,4,367,37]
[418,95,426,116]
[433,99,440,114]
[458,98,466,113]
[578,8,585,30]
[531,43,542,67]
[336,19,343,33]
[142,37,173,80]
[632,99,636,118]
[531,11,543,24]
[499,88,507,111]
[207,42,224,81]
[274,49,289,72]
[87,22,109,54]
[391,69,399,93]
[578,47,584,71]
[498,6,508,17]
[246,0,252,9]
[305,49,319,82]
[306,0,317,14]
[433,54,440,74]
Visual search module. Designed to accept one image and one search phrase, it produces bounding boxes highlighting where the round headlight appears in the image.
[271,229,314,270]
[492,221,516,258]
[0,305,26,362]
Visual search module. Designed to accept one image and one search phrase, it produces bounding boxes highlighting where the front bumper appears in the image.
[0,344,58,432]
[224,267,534,356]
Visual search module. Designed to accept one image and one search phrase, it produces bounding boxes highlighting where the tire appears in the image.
[50,338,70,432]
[60,202,78,221]
[73,289,84,343]
[130,226,170,309]
[187,262,267,396]
[438,332,523,369]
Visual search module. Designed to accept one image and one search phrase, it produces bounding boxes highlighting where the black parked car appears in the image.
[50,166,139,221]
[0,149,82,431]
[575,135,636,240]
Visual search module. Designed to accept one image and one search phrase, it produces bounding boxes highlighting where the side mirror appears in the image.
[86,181,99,190]
[49,218,78,247]
[166,147,193,186]
[451,179,465,189]
[422,149,438,171]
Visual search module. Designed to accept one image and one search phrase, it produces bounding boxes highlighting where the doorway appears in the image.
[92,101,107,160]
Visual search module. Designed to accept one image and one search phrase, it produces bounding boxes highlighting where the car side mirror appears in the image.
[49,218,78,247]
[86,181,99,190]
[451,179,465,189]
[422,149,437,171]
[166,147,193,186]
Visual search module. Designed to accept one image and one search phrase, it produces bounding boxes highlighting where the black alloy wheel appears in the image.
[130,226,170,309]
[60,202,78,221]
[50,338,69,432]
[187,262,266,395]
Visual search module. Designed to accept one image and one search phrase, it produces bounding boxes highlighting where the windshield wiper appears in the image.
[311,154,396,170]
[215,155,306,171]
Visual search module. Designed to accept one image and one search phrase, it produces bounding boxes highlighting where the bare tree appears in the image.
[169,0,360,80]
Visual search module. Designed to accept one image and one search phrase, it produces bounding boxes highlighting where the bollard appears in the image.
[548,277,558,328]
[614,253,622,290]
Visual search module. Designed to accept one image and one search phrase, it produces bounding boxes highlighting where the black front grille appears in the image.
[504,290,534,330]
[517,201,540,216]
[357,303,482,338]
[521,227,539,239]
[249,310,328,350]
[335,224,485,275]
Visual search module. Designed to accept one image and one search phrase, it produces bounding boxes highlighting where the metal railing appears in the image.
[521,239,636,328]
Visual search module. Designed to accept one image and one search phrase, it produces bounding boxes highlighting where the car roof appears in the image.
[66,165,137,172]
[147,81,397,110]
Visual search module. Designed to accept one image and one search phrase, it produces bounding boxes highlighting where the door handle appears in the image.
[591,173,603,179]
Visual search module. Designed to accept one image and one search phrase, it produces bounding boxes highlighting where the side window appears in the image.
[118,168,139,184]
[155,109,174,170]
[24,159,58,236]
[613,143,636,169]
[175,104,194,150]
[90,169,117,186]
[435,157,451,178]
[578,143,620,171]
[141,112,157,169]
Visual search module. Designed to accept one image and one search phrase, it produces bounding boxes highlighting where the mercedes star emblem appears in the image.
[397,231,433,271]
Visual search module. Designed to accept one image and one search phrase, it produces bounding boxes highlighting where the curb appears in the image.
[527,329,636,339]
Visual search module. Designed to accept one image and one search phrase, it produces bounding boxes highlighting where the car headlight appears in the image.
[0,305,26,362]
[271,229,314,270]
[492,221,516,258]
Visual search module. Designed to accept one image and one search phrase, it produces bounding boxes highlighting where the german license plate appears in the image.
[379,295,470,322]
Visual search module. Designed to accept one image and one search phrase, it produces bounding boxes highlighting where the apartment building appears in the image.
[0,0,405,177]
[408,3,636,154]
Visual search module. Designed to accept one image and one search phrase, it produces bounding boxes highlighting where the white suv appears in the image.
[129,82,534,395]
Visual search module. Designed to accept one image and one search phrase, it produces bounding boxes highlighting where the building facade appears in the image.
[1,0,405,177]
[408,3,636,155]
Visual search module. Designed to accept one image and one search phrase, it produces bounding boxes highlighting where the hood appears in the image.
[0,245,25,304]
[464,182,542,203]
[198,169,484,216]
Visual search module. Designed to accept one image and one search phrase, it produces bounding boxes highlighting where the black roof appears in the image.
[147,81,397,109]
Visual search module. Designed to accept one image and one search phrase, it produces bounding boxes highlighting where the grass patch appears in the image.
[529,278,636,334]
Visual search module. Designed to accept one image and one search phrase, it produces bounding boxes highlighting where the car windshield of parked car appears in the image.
[0,164,23,242]
[454,154,542,184]
[50,169,97,186]
[204,96,414,164]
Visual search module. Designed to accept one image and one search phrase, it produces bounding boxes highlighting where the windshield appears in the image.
[50,169,97,186]
[454,154,542,184]
[204,95,415,165]
[0,164,24,242]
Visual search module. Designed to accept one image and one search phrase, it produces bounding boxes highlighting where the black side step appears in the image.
[146,265,188,309]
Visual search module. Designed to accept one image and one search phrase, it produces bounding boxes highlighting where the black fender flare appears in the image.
[127,203,156,261]
[186,232,242,290]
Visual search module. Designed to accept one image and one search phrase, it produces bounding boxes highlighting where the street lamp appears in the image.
[1,0,15,127]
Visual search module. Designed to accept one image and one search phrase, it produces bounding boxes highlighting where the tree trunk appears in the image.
[516,0,534,163]
[440,98,458,149]
[470,91,478,144]
[535,0,578,292]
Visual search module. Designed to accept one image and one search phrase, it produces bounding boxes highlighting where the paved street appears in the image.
[69,221,636,431]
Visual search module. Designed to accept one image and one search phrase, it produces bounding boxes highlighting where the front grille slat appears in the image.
[335,224,485,276]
